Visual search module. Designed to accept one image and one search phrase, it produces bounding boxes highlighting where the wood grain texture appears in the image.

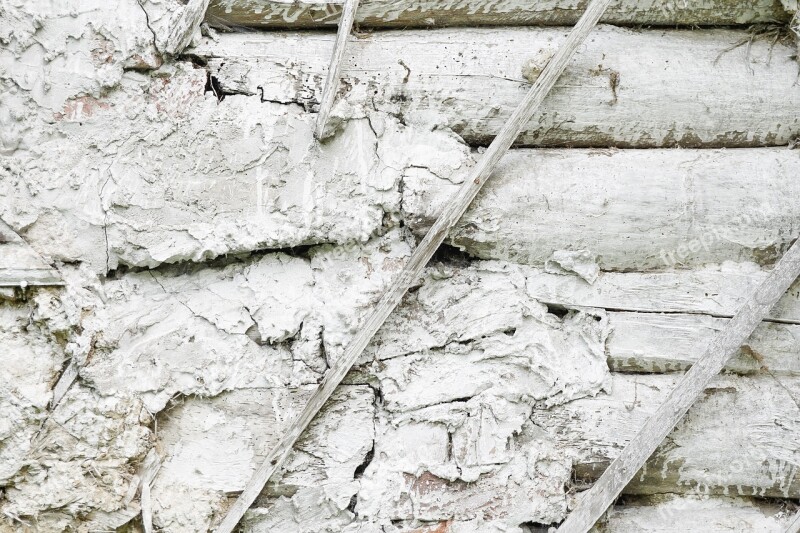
[205,0,793,29]
[213,3,612,531]
[606,312,800,375]
[405,148,800,270]
[556,237,800,532]
[354,261,800,375]
[524,262,800,323]
[539,374,800,499]
[194,27,800,148]
[589,496,796,532]
[159,0,211,55]
[315,0,360,139]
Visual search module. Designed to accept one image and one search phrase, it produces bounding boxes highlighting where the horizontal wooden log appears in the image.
[525,262,800,322]
[205,0,793,29]
[536,373,800,499]
[607,312,800,375]
[590,496,797,532]
[405,148,800,271]
[194,27,800,148]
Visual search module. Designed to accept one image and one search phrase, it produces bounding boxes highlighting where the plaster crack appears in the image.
[136,0,160,55]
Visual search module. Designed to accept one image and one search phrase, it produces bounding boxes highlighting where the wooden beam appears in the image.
[405,148,800,271]
[597,496,797,532]
[556,236,800,533]
[213,1,612,530]
[204,0,793,29]
[196,27,800,148]
[315,0,359,140]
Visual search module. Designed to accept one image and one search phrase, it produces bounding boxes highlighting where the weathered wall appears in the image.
[1,1,799,532]
[205,0,794,28]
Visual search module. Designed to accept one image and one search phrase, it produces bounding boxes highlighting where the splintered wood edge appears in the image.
[314,0,360,140]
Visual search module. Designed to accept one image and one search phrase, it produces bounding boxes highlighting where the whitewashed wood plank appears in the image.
[524,262,800,323]
[213,3,613,531]
[404,148,800,270]
[589,496,796,532]
[193,27,800,148]
[205,0,793,29]
[607,312,800,375]
[556,237,800,532]
[350,261,800,376]
[533,373,800,500]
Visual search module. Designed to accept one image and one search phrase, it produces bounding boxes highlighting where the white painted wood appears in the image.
[524,262,800,323]
[606,312,800,375]
[404,148,800,270]
[50,361,79,409]
[315,0,360,140]
[145,0,212,56]
[531,373,800,499]
[205,0,793,29]
[193,27,800,148]
[314,0,358,139]
[213,3,612,531]
[358,259,800,375]
[590,496,795,532]
[556,237,800,533]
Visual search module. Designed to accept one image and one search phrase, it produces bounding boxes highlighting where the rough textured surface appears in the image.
[591,496,797,532]
[205,0,794,28]
[2,1,800,531]
[0,220,62,286]
[405,148,800,270]
[194,27,800,148]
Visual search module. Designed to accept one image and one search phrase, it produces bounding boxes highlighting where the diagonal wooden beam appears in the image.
[213,1,612,531]
[557,236,800,533]
[314,0,360,140]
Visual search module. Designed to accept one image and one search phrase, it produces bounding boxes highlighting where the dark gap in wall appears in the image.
[104,244,316,280]
[429,242,474,267]
[205,73,226,102]
[544,303,570,319]
[520,521,563,533]
[353,445,374,480]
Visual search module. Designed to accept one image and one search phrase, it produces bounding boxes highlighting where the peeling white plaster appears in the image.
[2,1,799,531]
